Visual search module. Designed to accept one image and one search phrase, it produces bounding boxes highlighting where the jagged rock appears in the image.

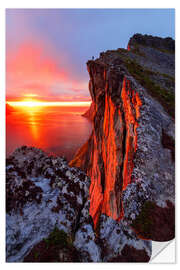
[6,146,95,262]
[70,34,175,242]
[98,215,151,262]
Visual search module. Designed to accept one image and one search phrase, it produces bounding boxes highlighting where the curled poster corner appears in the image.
[150,240,175,263]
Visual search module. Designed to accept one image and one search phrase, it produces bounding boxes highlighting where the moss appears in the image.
[24,227,79,262]
[43,227,73,249]
[131,201,156,238]
[123,60,175,118]
[34,251,39,259]
[131,200,175,241]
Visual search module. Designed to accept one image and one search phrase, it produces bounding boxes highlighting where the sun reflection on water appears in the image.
[28,109,39,140]
[6,101,93,160]
[19,105,43,140]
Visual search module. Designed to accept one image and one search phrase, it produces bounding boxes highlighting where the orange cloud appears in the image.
[7,41,67,80]
[6,40,90,101]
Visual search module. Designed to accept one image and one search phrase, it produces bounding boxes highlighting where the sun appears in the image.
[7,100,91,107]
[23,101,39,107]
[19,101,40,107]
[7,99,44,107]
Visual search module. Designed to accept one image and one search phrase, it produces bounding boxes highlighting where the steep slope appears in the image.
[6,146,151,262]
[70,34,175,242]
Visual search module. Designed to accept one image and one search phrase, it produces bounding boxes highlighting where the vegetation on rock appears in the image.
[24,227,80,262]
[131,200,175,241]
[124,59,175,118]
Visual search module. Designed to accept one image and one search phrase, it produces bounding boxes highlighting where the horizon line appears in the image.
[7,100,92,107]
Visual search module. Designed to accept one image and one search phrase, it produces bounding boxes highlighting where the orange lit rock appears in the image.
[71,61,142,228]
[70,35,174,236]
[121,78,142,190]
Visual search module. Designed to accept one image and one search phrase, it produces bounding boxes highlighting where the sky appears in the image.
[6,9,175,102]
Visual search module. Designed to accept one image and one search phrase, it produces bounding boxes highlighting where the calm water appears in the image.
[6,106,92,161]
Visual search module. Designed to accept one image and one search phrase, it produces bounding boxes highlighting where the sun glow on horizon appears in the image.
[23,94,39,97]
[7,100,91,108]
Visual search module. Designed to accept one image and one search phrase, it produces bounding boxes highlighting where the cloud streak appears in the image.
[6,40,89,101]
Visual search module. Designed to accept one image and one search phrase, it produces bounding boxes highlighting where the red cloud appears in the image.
[7,41,67,79]
[6,40,89,101]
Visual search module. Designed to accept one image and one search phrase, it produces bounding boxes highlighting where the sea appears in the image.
[6,105,92,161]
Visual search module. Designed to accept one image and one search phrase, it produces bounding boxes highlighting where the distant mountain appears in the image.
[6,103,15,115]
[82,101,95,121]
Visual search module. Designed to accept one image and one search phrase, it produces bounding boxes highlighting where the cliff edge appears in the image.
[70,33,175,242]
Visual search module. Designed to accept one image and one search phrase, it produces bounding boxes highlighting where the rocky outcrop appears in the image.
[127,33,175,53]
[6,146,151,262]
[70,34,175,242]
[6,146,99,262]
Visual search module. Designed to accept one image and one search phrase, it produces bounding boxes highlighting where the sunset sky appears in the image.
[6,9,175,102]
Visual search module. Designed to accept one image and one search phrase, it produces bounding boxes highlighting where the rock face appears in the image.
[70,34,175,242]
[6,34,175,263]
[6,146,100,262]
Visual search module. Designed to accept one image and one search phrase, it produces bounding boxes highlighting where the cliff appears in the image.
[82,101,95,121]
[70,34,175,242]
[6,34,175,263]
